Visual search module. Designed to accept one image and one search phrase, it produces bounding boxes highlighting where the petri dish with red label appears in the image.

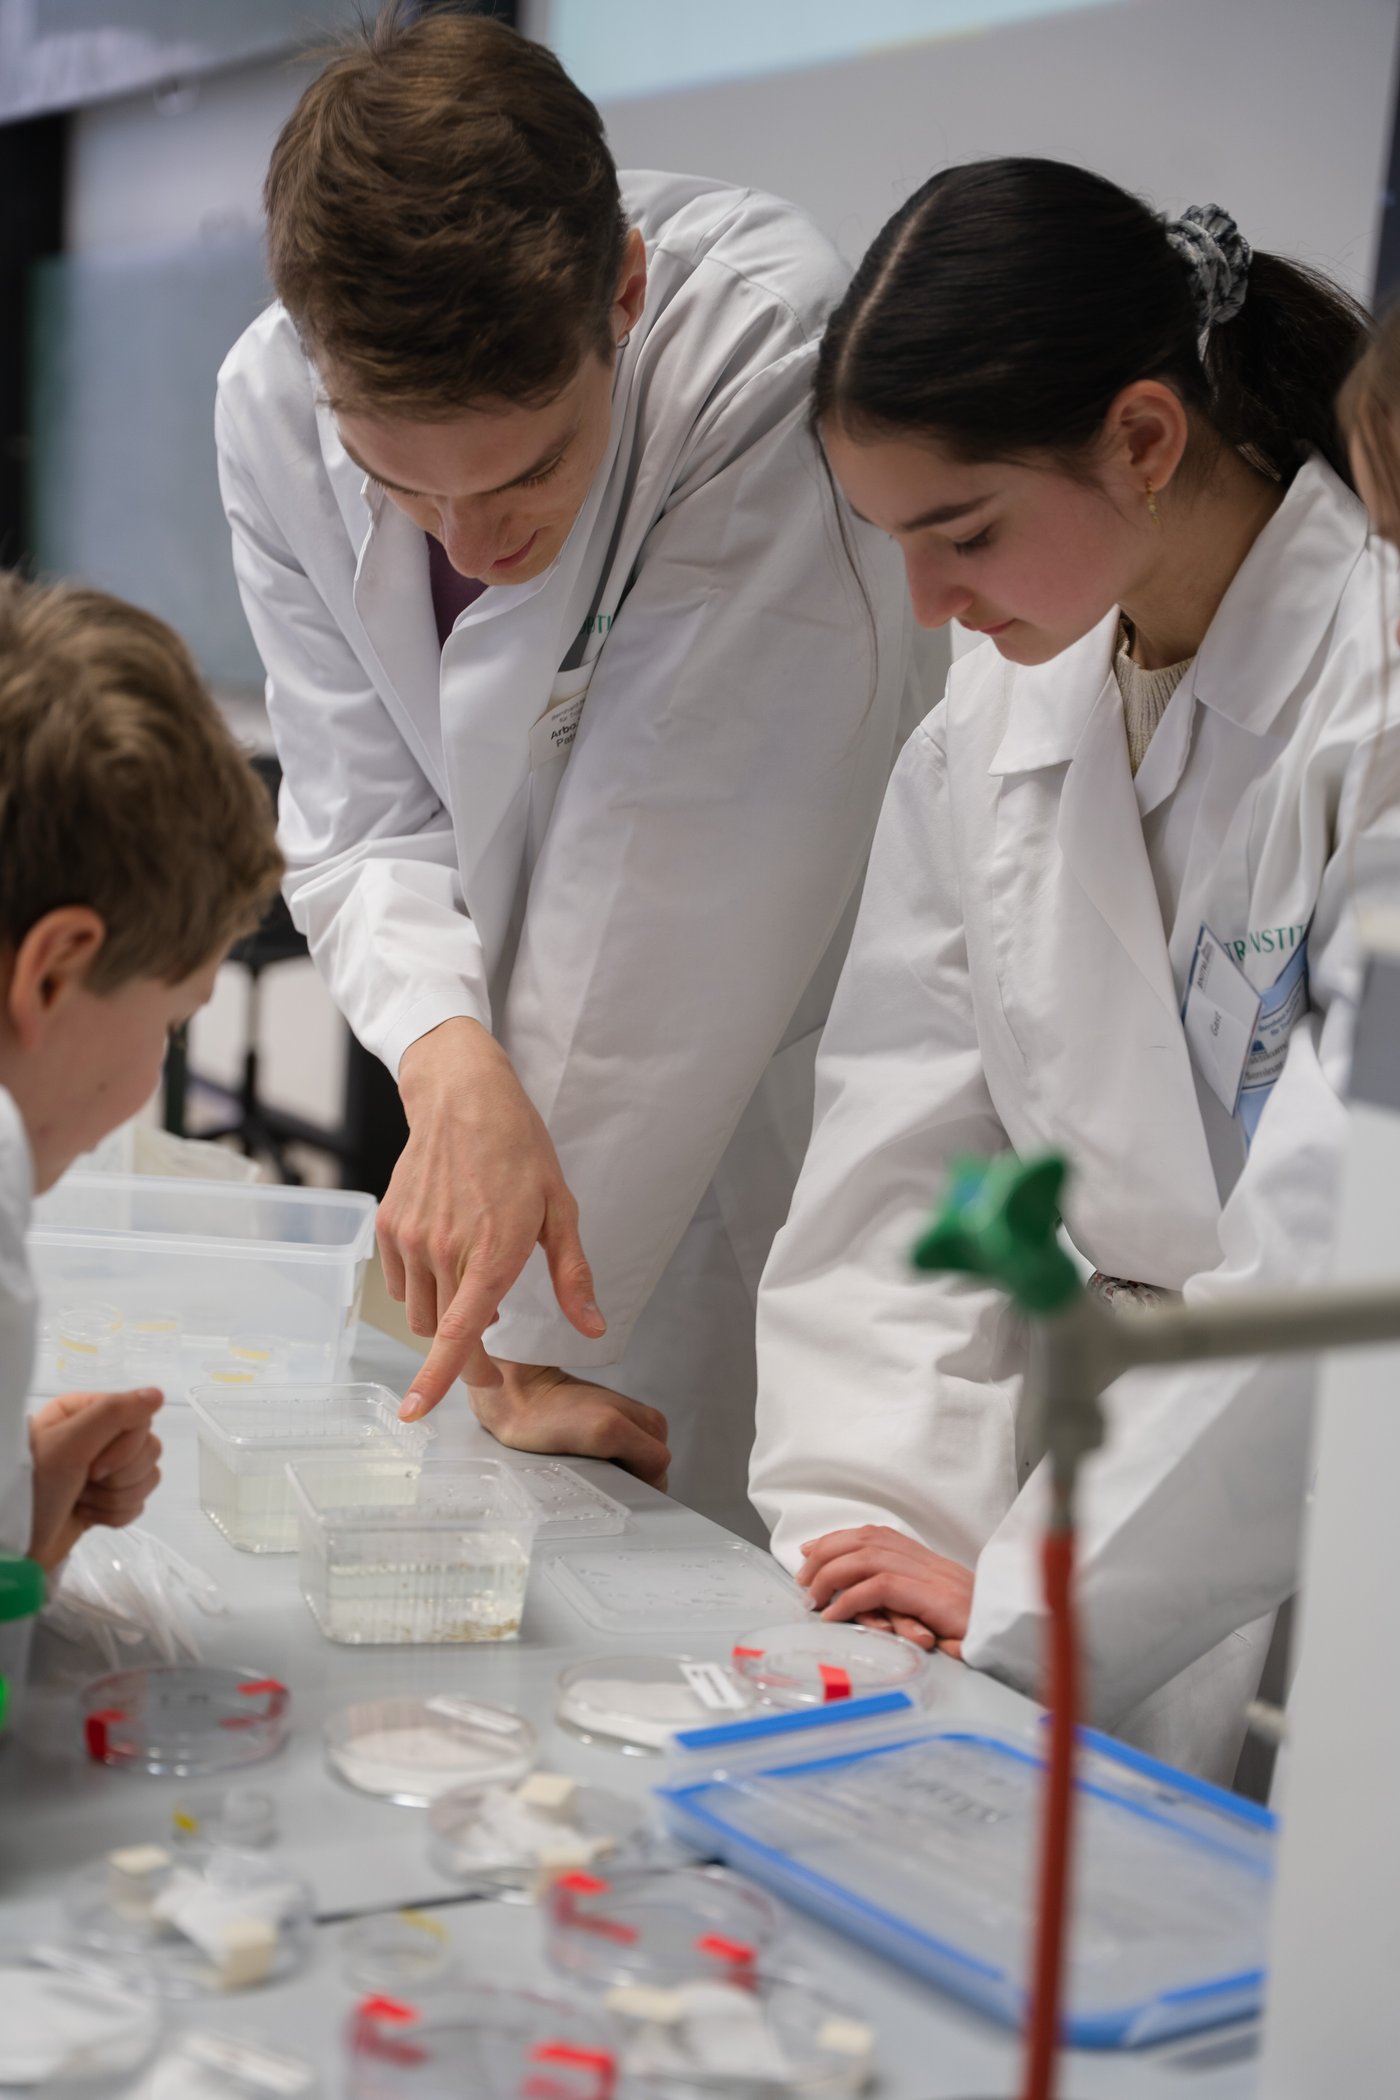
[78,1664,291,1776]
[545,1865,783,1991]
[729,1622,931,1710]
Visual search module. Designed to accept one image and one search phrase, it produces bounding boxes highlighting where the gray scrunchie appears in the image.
[1164,203,1252,330]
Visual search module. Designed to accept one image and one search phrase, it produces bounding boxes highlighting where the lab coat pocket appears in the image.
[527,662,595,869]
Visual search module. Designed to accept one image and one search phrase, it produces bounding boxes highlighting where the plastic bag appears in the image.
[43,1527,228,1667]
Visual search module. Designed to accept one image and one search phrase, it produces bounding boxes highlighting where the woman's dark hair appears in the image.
[816,158,1368,489]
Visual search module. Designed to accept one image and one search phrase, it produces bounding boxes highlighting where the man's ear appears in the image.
[612,226,648,342]
[7,908,106,1050]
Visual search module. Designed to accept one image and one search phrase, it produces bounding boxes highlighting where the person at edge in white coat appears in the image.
[750,157,1393,1782]
[215,12,925,1542]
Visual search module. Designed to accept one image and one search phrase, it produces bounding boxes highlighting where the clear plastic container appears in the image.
[325,1695,536,1806]
[556,1655,756,1755]
[511,1462,629,1540]
[604,1971,875,2097]
[29,1173,377,1402]
[68,1847,314,1998]
[345,1983,615,2100]
[546,1867,783,1990]
[190,1383,434,1553]
[658,1711,1278,2048]
[428,1773,649,1896]
[729,1622,931,1709]
[340,1911,452,1995]
[79,1665,290,1777]
[289,1459,537,1645]
[544,1543,805,1635]
[0,1942,159,2088]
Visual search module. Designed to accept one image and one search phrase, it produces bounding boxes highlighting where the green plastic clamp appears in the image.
[0,1555,44,1734]
[911,1153,1083,1315]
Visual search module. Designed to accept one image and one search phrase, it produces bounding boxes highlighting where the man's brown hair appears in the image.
[0,573,283,992]
[265,7,630,417]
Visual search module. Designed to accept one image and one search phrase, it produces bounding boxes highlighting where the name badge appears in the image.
[529,690,586,771]
[1182,925,1260,1117]
[1239,938,1309,1143]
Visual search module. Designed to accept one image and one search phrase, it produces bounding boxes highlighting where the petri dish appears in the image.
[428,1772,650,1897]
[68,1847,314,1999]
[545,1543,806,1636]
[228,1334,290,1379]
[53,1303,123,1385]
[556,1655,755,1755]
[171,1787,278,1852]
[123,1311,182,1383]
[79,1666,290,1777]
[546,1866,783,1990]
[325,1694,536,1807]
[0,1943,158,2089]
[605,1971,876,2097]
[345,1983,615,2100]
[340,1910,452,1995]
[729,1622,931,1709]
[511,1462,629,1540]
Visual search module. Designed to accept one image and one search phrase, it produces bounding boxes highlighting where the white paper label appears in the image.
[1182,925,1261,1116]
[678,1661,749,1713]
[529,691,586,770]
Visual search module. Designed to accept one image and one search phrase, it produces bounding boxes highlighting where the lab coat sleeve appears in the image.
[215,394,491,1071]
[749,714,1026,1572]
[485,361,921,1369]
[965,725,1400,1731]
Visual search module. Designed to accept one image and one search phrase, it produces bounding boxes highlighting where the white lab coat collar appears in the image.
[988,454,1367,781]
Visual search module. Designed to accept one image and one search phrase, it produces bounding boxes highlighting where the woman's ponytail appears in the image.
[816,158,1369,491]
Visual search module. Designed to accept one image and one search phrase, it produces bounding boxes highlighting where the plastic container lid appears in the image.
[730,1621,931,1709]
[428,1772,650,1896]
[605,1970,876,2096]
[79,1666,290,1777]
[557,1654,756,1754]
[0,1943,159,2088]
[325,1694,537,1807]
[346,1983,615,2100]
[512,1461,628,1539]
[340,1909,452,1994]
[657,1715,1279,2049]
[68,1846,314,1999]
[545,1866,783,1990]
[188,1381,433,1460]
[545,1543,806,1635]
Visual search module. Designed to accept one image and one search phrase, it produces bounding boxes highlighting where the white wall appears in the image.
[65,53,318,254]
[528,0,1399,297]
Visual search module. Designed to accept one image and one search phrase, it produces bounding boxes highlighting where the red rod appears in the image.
[1022,1512,1078,2100]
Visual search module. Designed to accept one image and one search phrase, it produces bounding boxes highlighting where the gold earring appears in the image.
[1144,480,1161,524]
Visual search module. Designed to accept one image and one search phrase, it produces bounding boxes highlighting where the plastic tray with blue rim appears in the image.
[655,1693,1274,2050]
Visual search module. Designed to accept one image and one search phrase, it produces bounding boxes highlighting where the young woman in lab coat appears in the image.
[215,14,920,1538]
[750,158,1390,1780]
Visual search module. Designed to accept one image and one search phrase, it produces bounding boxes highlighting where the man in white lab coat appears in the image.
[216,10,922,1538]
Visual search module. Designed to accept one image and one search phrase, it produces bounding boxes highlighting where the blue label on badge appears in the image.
[1238,938,1309,1144]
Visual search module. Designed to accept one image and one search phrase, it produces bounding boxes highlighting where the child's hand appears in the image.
[796,1524,975,1657]
[27,1388,163,1571]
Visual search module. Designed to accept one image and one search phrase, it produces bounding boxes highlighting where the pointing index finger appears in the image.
[400,1273,504,1420]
